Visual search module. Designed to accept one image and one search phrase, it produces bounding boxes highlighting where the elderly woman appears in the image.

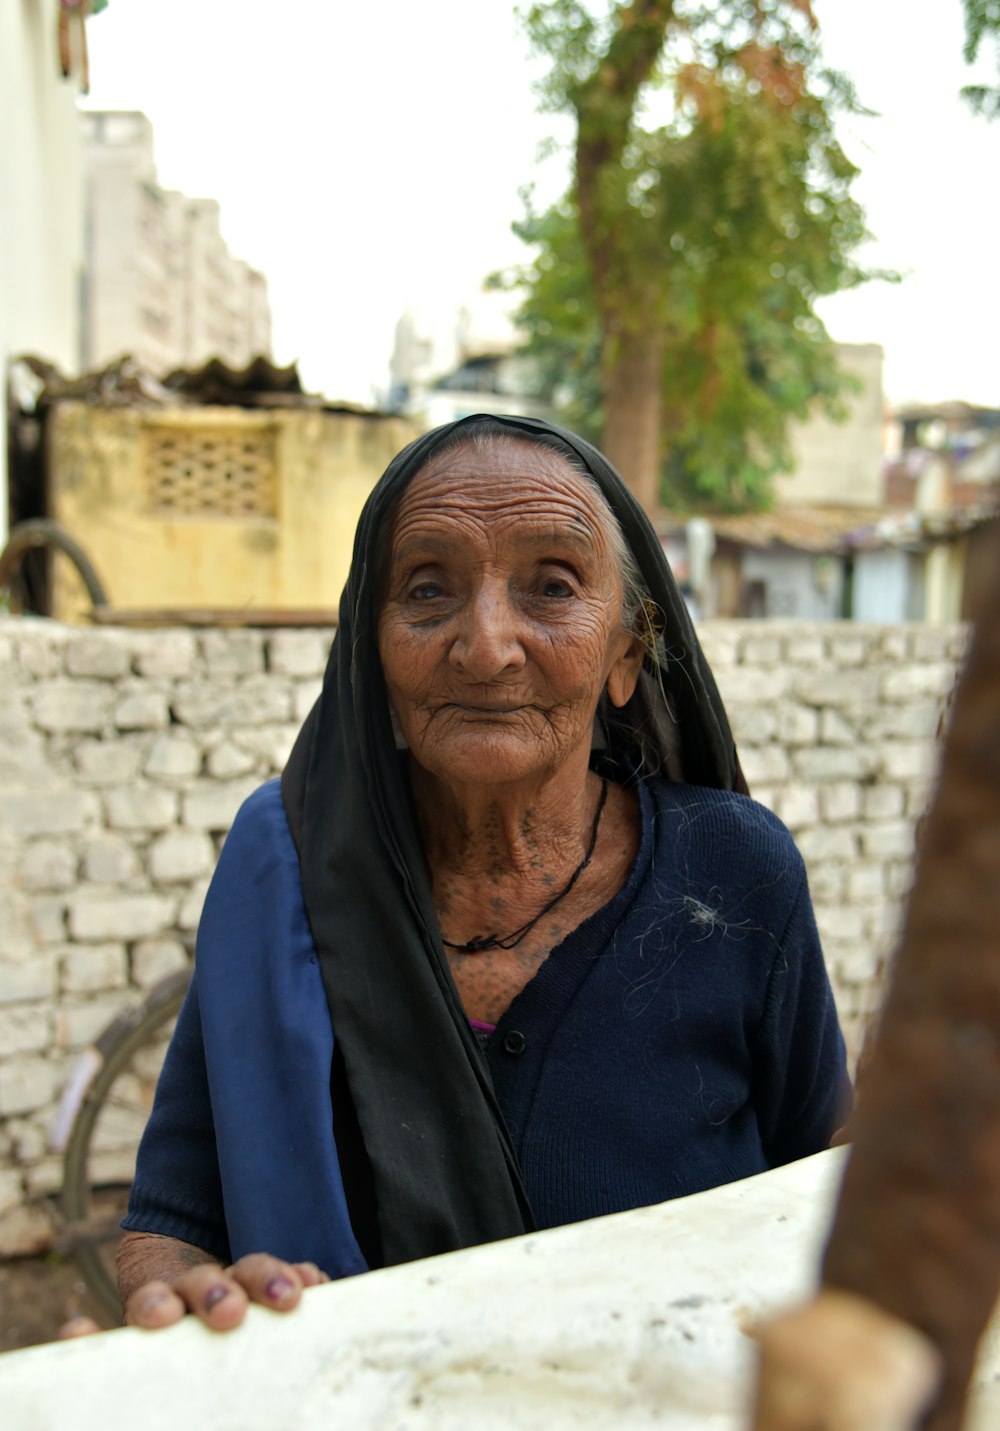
[115,415,849,1331]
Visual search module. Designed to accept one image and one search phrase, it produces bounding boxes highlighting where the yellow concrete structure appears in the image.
[47,404,418,618]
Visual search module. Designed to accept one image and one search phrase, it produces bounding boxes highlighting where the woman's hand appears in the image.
[123,1253,329,1331]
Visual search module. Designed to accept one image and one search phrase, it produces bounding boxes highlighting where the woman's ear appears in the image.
[606,636,644,709]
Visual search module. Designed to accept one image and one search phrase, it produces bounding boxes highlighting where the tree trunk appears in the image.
[600,325,665,516]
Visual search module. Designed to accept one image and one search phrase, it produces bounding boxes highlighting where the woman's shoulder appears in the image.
[643,778,805,880]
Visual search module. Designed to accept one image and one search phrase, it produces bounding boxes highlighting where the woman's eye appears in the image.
[408,582,444,602]
[540,578,573,599]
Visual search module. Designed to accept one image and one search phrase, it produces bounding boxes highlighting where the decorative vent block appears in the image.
[145,427,277,518]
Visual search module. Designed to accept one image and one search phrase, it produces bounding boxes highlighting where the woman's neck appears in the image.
[409,755,602,881]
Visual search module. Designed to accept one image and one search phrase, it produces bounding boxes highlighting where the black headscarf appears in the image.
[282,413,745,1267]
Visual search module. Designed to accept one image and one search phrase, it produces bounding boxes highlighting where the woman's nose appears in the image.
[448,585,526,678]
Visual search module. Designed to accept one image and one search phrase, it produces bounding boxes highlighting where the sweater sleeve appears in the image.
[750,873,853,1167]
[120,969,231,1262]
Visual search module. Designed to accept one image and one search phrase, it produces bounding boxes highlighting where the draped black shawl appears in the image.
[281,413,744,1268]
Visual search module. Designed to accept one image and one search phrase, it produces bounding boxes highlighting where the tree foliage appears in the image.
[962,0,1000,118]
[499,1,878,511]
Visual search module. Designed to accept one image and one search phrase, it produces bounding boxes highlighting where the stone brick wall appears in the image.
[0,617,964,1254]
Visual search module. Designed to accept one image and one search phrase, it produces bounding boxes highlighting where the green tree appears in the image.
[962,0,1000,117]
[504,1,875,512]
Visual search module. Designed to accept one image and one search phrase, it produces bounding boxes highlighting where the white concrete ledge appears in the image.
[2,1149,998,1429]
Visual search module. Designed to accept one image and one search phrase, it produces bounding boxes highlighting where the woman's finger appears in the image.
[226,1253,310,1311]
[58,1315,102,1339]
[123,1279,190,1329]
[170,1264,249,1330]
[291,1260,330,1288]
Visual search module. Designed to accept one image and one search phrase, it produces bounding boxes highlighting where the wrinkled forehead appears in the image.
[390,436,610,543]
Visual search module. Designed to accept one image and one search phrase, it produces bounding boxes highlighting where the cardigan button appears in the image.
[503,1030,527,1056]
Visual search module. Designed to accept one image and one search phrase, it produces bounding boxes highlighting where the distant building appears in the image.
[1,4,84,540]
[80,111,272,375]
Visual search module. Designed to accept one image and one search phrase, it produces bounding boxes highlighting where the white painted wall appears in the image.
[852,546,932,621]
[777,343,885,508]
[740,548,844,619]
[0,0,85,542]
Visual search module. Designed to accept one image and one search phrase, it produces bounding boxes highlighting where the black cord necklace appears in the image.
[442,779,609,955]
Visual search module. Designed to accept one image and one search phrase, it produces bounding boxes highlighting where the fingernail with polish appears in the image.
[136,1292,169,1316]
[203,1285,230,1312]
[265,1276,295,1303]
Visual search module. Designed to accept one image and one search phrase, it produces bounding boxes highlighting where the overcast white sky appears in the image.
[84,0,998,409]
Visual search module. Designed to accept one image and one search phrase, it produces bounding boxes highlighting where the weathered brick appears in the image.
[729,706,777,746]
[104,785,179,831]
[862,785,906,820]
[67,892,176,942]
[696,628,738,669]
[740,636,781,666]
[715,667,791,703]
[0,789,98,838]
[80,835,141,885]
[206,740,258,779]
[791,670,880,708]
[24,1158,64,1197]
[0,1005,52,1055]
[793,746,879,782]
[134,630,198,679]
[880,663,956,703]
[16,630,65,678]
[878,629,910,661]
[293,680,323,722]
[30,897,67,945]
[772,785,819,831]
[56,997,132,1050]
[0,1202,57,1256]
[114,687,169,731]
[171,678,292,728]
[795,826,858,863]
[143,732,202,781]
[0,1169,25,1219]
[131,937,190,988]
[819,783,861,824]
[832,943,882,985]
[149,830,215,884]
[228,726,299,771]
[201,630,265,675]
[18,840,77,891]
[818,709,859,747]
[846,864,885,901]
[267,631,330,678]
[776,704,819,747]
[827,637,868,667]
[739,746,790,785]
[861,821,916,861]
[814,905,866,942]
[74,738,143,785]
[865,701,941,742]
[182,777,259,832]
[0,1058,57,1116]
[65,632,130,679]
[0,957,57,1005]
[178,878,211,931]
[59,943,128,994]
[880,742,936,783]
[32,680,113,733]
[783,635,825,666]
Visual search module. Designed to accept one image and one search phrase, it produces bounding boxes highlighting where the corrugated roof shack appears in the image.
[47,404,414,619]
[10,359,418,621]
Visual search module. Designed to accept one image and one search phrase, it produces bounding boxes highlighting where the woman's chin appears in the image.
[410,729,560,788]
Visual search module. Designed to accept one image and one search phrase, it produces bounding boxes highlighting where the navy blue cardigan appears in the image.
[123,777,850,1274]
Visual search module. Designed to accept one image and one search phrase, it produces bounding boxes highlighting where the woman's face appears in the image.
[377,438,643,790]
